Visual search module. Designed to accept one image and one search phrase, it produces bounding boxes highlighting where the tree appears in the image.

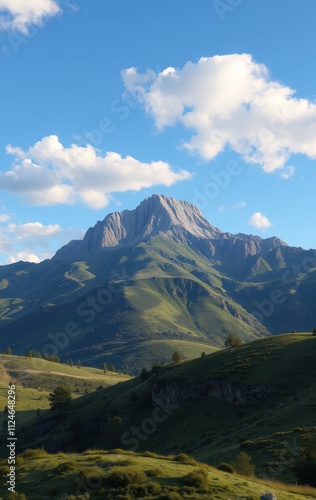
[312,328,316,336]
[231,451,255,476]
[172,350,182,364]
[293,438,316,486]
[140,367,149,382]
[5,347,12,355]
[102,362,107,373]
[48,386,72,412]
[27,349,32,358]
[109,363,115,372]
[77,359,81,369]
[225,332,242,351]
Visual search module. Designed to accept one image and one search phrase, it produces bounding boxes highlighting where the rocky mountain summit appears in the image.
[54,194,286,264]
[0,194,315,368]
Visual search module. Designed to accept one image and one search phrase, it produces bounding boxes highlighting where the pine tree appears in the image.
[102,362,107,373]
[48,386,72,412]
[172,350,182,363]
[231,452,255,476]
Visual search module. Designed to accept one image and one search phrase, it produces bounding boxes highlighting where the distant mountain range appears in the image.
[0,194,315,371]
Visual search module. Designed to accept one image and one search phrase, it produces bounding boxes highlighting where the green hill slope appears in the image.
[0,449,315,499]
[11,333,316,484]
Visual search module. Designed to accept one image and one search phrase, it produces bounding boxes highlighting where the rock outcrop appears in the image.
[152,378,274,407]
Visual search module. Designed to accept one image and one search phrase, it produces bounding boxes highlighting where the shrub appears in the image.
[173,453,198,465]
[142,451,162,459]
[163,493,182,500]
[145,467,162,477]
[183,468,209,489]
[217,462,235,473]
[146,482,162,494]
[0,465,9,477]
[56,460,78,473]
[106,467,146,487]
[22,448,49,459]
[78,466,104,483]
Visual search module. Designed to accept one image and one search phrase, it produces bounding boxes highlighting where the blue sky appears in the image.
[0,0,316,264]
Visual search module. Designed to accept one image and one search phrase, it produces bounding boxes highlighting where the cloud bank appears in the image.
[0,0,61,33]
[1,135,191,209]
[122,54,316,174]
[0,218,80,263]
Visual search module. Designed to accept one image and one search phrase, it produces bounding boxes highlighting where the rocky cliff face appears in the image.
[53,194,286,262]
[152,379,274,407]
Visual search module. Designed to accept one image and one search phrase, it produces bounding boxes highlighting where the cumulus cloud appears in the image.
[0,213,10,222]
[248,212,272,230]
[0,220,83,263]
[122,54,316,174]
[1,135,191,209]
[0,0,61,33]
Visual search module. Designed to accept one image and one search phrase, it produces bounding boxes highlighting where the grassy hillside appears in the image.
[0,448,315,499]
[0,237,269,370]
[0,354,130,428]
[10,333,316,484]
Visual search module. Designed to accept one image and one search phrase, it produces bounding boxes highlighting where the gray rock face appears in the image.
[260,494,278,500]
[53,194,287,262]
[151,379,274,407]
[54,194,223,260]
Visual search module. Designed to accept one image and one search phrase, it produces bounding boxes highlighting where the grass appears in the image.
[0,354,130,428]
[0,449,315,499]
[10,333,316,484]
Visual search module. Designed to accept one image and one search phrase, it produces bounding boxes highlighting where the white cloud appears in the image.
[0,219,83,264]
[218,201,246,212]
[1,135,191,209]
[0,213,10,222]
[122,54,316,174]
[218,204,228,213]
[0,0,60,33]
[7,252,41,264]
[233,201,247,209]
[248,212,273,230]
[7,222,62,239]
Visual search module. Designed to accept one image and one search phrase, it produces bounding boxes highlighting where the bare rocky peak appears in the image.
[53,194,287,261]
[54,194,223,259]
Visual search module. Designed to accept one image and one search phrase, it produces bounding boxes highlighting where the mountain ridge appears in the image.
[53,194,287,262]
[0,194,315,370]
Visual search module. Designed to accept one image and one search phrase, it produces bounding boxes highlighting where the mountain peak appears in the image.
[54,194,223,260]
[53,194,287,262]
